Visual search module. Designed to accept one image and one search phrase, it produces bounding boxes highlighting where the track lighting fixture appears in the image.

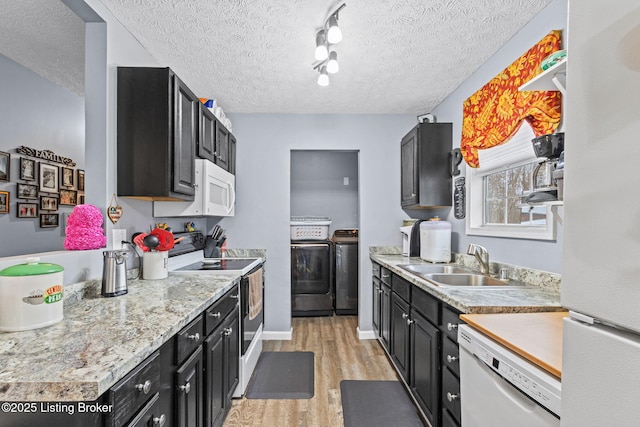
[312,3,346,86]
[314,30,329,61]
[317,66,329,86]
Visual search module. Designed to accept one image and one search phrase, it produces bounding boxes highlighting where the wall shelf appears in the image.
[519,58,567,94]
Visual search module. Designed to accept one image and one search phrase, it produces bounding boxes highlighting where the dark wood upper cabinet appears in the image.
[117,67,197,201]
[198,103,217,162]
[401,122,452,208]
[214,120,230,172]
[197,104,236,174]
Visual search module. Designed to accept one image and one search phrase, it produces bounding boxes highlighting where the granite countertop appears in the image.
[0,272,240,402]
[370,252,562,314]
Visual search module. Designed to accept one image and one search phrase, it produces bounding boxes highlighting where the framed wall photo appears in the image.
[0,151,9,182]
[40,213,59,228]
[0,191,8,213]
[59,189,77,206]
[77,169,85,191]
[20,158,36,181]
[17,202,38,218]
[16,183,38,199]
[60,167,75,189]
[40,195,58,211]
[78,194,85,205]
[39,163,59,193]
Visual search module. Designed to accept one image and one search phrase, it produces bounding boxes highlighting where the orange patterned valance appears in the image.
[461,30,563,168]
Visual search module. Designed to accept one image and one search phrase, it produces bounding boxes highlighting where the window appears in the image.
[466,124,556,240]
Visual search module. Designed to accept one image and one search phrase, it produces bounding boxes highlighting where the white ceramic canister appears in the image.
[0,257,64,332]
[419,218,452,263]
[143,251,168,280]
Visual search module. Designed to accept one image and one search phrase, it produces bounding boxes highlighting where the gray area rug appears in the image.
[246,351,314,399]
[340,380,424,427]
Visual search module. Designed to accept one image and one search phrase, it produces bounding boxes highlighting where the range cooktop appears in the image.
[173,257,261,275]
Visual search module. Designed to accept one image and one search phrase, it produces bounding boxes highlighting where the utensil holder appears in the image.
[142,251,168,280]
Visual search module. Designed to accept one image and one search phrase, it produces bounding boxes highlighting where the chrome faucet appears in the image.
[467,244,490,274]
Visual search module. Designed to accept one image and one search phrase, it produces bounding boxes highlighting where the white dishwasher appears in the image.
[458,325,561,427]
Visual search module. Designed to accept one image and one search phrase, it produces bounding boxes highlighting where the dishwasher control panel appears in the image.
[458,326,561,418]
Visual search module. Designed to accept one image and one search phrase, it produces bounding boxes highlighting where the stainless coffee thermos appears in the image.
[102,250,128,297]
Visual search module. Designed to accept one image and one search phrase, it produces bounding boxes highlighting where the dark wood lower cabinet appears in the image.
[373,268,466,427]
[175,346,204,427]
[390,293,411,381]
[380,282,391,351]
[410,310,440,427]
[205,306,239,427]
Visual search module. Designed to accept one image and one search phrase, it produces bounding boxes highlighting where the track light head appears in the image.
[327,51,339,74]
[327,14,342,44]
[317,66,329,86]
[315,30,329,61]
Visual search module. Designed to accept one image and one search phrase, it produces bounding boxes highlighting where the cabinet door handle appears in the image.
[209,311,221,319]
[135,380,151,394]
[447,322,458,331]
[411,193,416,197]
[224,327,233,336]
[152,414,166,427]
[447,392,459,402]
[187,332,200,341]
[402,313,409,319]
[230,294,239,300]
[179,382,191,394]
[381,273,390,279]
[446,355,458,363]
[406,319,414,326]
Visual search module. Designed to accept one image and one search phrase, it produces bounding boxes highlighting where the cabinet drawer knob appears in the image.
[224,327,233,336]
[381,273,390,279]
[179,382,191,394]
[402,313,409,319]
[447,392,459,402]
[135,380,152,394]
[230,294,239,300]
[406,318,414,326]
[209,311,221,319]
[446,355,458,363]
[187,332,200,341]
[447,322,458,331]
[152,414,166,427]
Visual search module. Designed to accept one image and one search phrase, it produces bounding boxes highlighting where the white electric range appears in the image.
[168,232,264,398]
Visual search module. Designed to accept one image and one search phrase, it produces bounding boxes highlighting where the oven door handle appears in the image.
[291,243,331,248]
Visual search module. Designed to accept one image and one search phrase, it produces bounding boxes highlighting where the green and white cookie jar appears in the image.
[0,257,64,331]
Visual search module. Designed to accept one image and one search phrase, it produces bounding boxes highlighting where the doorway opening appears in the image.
[290,150,360,317]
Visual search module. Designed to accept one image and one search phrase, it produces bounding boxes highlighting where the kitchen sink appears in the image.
[398,264,471,275]
[423,274,509,287]
[397,264,511,287]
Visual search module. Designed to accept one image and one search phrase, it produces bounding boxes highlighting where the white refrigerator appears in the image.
[561,0,640,425]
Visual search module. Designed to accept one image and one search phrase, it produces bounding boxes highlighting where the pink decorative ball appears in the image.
[64,204,107,250]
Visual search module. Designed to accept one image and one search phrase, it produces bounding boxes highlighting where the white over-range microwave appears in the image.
[153,159,235,217]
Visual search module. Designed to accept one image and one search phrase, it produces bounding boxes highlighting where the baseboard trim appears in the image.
[262,328,293,341]
[357,327,376,340]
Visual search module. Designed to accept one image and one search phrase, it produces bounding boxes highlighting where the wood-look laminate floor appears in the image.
[223,316,399,427]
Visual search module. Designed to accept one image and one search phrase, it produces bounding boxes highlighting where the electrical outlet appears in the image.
[112,229,127,250]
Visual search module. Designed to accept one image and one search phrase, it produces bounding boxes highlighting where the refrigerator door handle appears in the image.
[570,310,595,325]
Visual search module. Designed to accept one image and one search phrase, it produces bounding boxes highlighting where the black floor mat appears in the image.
[246,351,314,399]
[340,380,424,427]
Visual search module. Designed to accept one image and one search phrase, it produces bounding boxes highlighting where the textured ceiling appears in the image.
[0,0,85,96]
[3,0,553,114]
